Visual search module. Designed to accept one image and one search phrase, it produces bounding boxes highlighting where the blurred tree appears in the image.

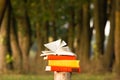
[13,0,31,73]
[114,0,120,74]
[35,22,45,73]
[0,0,10,73]
[93,0,107,56]
[0,0,6,25]
[10,9,22,72]
[40,0,49,44]
[92,0,107,72]
[103,0,115,72]
[79,1,91,72]
[49,0,57,40]
[75,0,83,56]
[34,0,49,72]
[68,0,75,51]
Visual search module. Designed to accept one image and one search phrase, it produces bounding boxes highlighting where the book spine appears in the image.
[45,55,76,60]
[45,66,80,72]
[48,60,80,67]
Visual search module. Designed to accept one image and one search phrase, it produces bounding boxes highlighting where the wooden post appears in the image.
[54,72,71,80]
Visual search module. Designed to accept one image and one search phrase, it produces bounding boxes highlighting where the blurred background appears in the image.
[0,0,120,79]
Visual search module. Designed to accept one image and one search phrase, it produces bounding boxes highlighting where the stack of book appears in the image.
[44,55,80,72]
[40,39,80,72]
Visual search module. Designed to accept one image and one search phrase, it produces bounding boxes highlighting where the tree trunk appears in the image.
[75,1,83,56]
[68,3,75,51]
[92,0,107,72]
[0,0,9,73]
[93,0,107,56]
[17,16,31,73]
[50,0,57,40]
[79,2,91,72]
[41,0,49,44]
[10,15,22,72]
[35,22,46,73]
[103,0,115,72]
[113,0,120,74]
[42,20,49,44]
[14,0,31,73]
[0,0,7,25]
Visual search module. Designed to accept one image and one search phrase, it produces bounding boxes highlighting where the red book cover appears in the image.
[44,55,76,60]
[45,66,80,72]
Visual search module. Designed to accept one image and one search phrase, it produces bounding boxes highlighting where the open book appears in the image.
[40,39,76,56]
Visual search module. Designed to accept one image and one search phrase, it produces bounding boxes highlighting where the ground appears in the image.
[0,73,116,80]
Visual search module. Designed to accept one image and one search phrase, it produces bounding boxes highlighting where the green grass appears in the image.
[0,75,53,80]
[0,73,114,80]
[72,73,114,80]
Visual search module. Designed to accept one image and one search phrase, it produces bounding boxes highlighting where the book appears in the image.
[48,60,80,67]
[44,39,66,52]
[40,39,76,56]
[44,55,76,60]
[45,66,80,72]
[41,49,75,56]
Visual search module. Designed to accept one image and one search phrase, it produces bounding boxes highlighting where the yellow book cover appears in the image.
[48,60,80,68]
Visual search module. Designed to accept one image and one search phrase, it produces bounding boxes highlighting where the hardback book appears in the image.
[48,60,80,68]
[45,66,80,72]
[44,55,76,60]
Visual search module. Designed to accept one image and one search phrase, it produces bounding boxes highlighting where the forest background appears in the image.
[0,0,120,79]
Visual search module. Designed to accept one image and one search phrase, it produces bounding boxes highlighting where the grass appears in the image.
[0,74,53,80]
[0,73,115,80]
[72,73,114,80]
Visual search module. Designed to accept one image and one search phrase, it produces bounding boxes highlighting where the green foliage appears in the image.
[0,35,8,45]
[6,53,13,64]
[10,0,92,37]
